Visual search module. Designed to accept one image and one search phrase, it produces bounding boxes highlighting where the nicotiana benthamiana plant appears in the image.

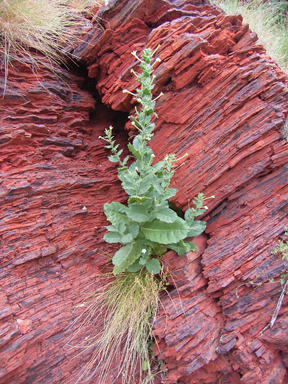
[100,48,213,276]
[73,47,213,384]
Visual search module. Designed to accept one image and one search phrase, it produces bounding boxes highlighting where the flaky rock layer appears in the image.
[1,0,288,383]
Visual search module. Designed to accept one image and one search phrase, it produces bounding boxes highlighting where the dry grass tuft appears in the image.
[0,0,105,93]
[69,270,165,384]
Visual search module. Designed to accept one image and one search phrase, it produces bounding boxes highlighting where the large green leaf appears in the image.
[167,240,198,255]
[142,218,189,244]
[128,222,139,239]
[138,179,153,195]
[145,258,161,274]
[151,243,167,256]
[132,135,142,150]
[128,143,141,159]
[112,243,142,275]
[127,261,142,273]
[127,204,150,222]
[186,220,206,237]
[104,202,130,225]
[104,232,133,244]
[155,208,178,223]
[151,161,166,174]
[128,196,152,205]
[164,188,178,199]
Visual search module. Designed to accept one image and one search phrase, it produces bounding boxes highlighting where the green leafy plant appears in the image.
[271,230,288,260]
[100,47,213,276]
[72,48,212,384]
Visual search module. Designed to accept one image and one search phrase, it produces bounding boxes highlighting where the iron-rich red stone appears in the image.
[1,0,288,383]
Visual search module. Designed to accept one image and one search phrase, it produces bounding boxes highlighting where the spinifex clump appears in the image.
[0,0,101,95]
[72,270,162,384]
[74,47,213,384]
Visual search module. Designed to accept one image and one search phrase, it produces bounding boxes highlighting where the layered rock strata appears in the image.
[1,0,288,383]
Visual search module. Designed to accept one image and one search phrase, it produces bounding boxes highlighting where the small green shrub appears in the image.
[100,47,213,276]
[272,230,288,260]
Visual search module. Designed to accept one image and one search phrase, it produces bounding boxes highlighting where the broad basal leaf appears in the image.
[142,218,189,244]
[151,243,167,256]
[186,220,206,237]
[104,231,133,244]
[155,208,178,223]
[128,196,152,205]
[164,188,178,200]
[104,202,130,225]
[127,261,142,273]
[113,242,142,275]
[127,204,150,222]
[167,240,198,255]
[128,222,139,239]
[145,258,161,274]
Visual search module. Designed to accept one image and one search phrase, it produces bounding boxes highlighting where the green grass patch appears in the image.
[213,0,288,73]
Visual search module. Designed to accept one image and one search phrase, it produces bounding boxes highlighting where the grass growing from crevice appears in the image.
[213,0,288,73]
[0,0,105,94]
[69,270,165,384]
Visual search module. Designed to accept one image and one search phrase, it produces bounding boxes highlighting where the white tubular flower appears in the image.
[142,249,147,254]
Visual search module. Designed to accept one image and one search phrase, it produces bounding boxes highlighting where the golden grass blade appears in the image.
[68,270,164,384]
[0,0,106,95]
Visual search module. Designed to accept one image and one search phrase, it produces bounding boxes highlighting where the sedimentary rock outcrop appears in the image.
[1,0,288,383]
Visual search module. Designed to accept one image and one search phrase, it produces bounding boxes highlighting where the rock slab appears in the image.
[1,0,288,383]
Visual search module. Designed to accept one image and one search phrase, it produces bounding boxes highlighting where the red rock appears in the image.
[1,0,288,383]
[16,319,32,335]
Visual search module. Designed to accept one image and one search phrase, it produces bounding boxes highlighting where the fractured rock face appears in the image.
[0,60,129,383]
[1,0,288,383]
[75,1,288,381]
